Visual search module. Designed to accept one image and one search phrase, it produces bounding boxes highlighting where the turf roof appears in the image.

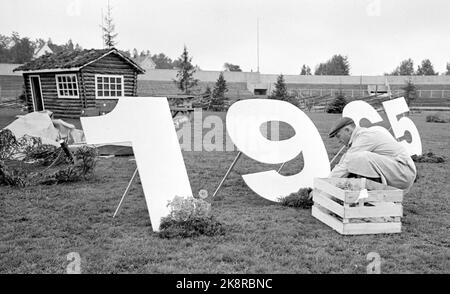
[13,48,144,73]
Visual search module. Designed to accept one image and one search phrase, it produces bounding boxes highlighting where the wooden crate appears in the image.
[311,178,403,235]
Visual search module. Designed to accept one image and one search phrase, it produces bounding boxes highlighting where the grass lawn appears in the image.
[0,107,449,273]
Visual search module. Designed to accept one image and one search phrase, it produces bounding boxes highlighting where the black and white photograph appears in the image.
[0,0,449,277]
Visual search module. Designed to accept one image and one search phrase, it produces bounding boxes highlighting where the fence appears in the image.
[290,88,450,99]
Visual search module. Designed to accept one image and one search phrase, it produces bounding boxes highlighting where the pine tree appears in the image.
[390,59,414,75]
[314,55,350,75]
[326,92,347,113]
[300,64,311,75]
[402,79,417,106]
[269,74,289,100]
[102,1,118,48]
[173,46,199,94]
[204,85,212,96]
[210,72,228,111]
[417,59,437,75]
[132,48,138,58]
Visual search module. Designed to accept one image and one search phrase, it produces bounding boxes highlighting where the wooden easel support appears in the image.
[113,167,138,218]
[212,151,242,198]
[212,144,347,199]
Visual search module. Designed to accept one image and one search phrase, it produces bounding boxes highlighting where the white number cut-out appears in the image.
[81,98,193,231]
[382,98,422,156]
[343,100,383,126]
[80,97,422,227]
[226,99,330,202]
[343,97,422,156]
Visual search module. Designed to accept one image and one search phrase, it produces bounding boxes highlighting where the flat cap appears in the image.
[328,117,354,138]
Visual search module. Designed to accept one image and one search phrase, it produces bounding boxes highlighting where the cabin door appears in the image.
[29,76,44,111]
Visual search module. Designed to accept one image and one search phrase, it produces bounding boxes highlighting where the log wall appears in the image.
[23,71,83,118]
[23,52,140,118]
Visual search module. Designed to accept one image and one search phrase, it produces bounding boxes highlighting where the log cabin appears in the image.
[13,48,145,118]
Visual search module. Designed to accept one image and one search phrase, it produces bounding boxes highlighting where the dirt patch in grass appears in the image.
[412,152,445,163]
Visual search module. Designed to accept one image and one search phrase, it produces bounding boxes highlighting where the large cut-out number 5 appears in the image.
[382,98,422,156]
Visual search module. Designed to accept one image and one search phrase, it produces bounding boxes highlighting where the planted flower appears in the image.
[166,196,211,222]
[159,195,225,239]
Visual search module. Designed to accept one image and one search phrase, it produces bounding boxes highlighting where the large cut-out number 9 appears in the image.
[226,99,330,202]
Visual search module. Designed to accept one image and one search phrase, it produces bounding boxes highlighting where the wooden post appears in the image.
[212,151,242,198]
[113,168,138,218]
[59,140,74,163]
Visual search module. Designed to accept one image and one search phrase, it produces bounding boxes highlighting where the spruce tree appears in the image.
[102,1,118,48]
[211,72,228,111]
[204,85,212,96]
[326,92,347,113]
[269,74,289,100]
[300,65,311,75]
[402,79,417,106]
[173,46,199,94]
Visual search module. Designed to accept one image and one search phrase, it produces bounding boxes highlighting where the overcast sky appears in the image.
[1,0,449,75]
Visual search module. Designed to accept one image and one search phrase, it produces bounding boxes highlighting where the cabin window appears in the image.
[95,75,124,98]
[55,74,79,98]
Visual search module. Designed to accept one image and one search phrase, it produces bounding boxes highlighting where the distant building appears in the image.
[14,48,145,118]
[33,42,53,59]
[132,55,156,71]
[0,63,23,100]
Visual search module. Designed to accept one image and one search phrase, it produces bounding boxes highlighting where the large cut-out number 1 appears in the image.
[81,98,193,232]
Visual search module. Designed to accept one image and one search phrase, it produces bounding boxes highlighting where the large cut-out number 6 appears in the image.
[342,97,422,156]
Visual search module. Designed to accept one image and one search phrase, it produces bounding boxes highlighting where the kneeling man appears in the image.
[328,117,416,192]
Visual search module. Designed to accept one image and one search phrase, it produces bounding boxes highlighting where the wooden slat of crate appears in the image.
[345,189,403,203]
[323,178,365,190]
[312,205,402,235]
[314,178,403,203]
[342,221,401,235]
[313,178,345,201]
[312,205,344,234]
[313,189,344,218]
[345,202,403,219]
